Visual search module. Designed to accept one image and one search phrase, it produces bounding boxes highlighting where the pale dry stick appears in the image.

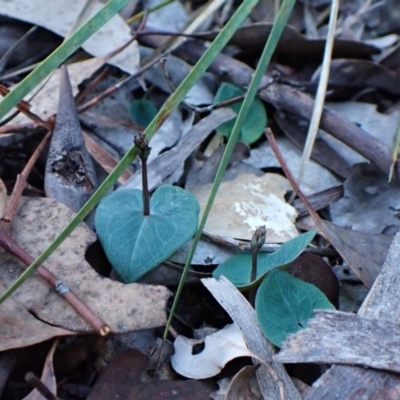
[0,26,38,74]
[218,0,235,26]
[68,0,97,37]
[296,0,340,191]
[0,62,40,81]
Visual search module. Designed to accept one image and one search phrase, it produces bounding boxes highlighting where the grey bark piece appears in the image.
[319,220,393,288]
[304,232,400,399]
[244,137,340,194]
[45,65,97,213]
[119,108,236,191]
[330,164,400,234]
[276,310,400,373]
[202,276,302,400]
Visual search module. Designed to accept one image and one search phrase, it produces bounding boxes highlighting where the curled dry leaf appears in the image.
[191,173,298,243]
[171,324,252,379]
[198,23,379,59]
[225,364,261,400]
[0,197,171,334]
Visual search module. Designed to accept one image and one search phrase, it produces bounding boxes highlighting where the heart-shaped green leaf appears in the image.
[213,82,267,144]
[213,230,316,290]
[95,185,199,283]
[130,99,158,128]
[256,269,334,347]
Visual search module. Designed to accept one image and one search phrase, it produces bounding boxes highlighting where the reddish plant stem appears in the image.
[75,66,110,105]
[77,55,163,114]
[265,128,325,233]
[0,229,109,336]
[1,131,110,336]
[0,84,52,131]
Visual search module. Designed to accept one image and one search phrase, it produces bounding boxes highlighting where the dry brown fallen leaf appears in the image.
[0,292,72,352]
[11,58,104,126]
[23,338,58,400]
[88,348,215,400]
[191,173,298,243]
[0,196,171,337]
[225,364,261,400]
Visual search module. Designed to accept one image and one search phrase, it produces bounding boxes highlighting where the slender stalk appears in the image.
[251,250,258,283]
[141,159,150,216]
[248,250,258,306]
[134,134,151,216]
[248,225,266,306]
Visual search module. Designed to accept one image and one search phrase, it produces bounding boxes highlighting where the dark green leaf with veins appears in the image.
[95,185,199,283]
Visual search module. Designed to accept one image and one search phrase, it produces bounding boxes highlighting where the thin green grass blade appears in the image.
[0,0,258,304]
[163,0,297,339]
[0,0,131,120]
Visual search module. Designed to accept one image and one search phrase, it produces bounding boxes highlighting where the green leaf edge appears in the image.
[129,99,158,127]
[255,269,335,347]
[213,230,317,290]
[95,185,199,283]
[0,0,259,305]
[213,82,267,144]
